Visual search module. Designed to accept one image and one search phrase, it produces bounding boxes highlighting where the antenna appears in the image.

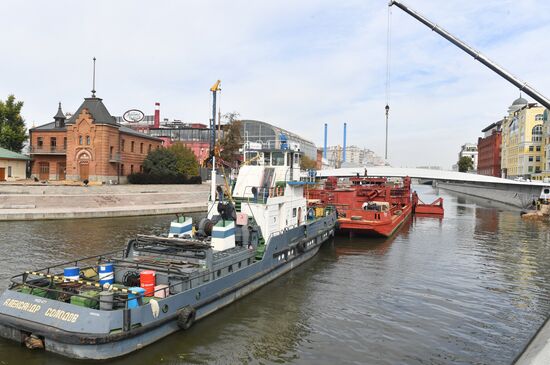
[91,57,97,97]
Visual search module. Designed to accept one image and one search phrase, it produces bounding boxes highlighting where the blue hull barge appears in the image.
[0,146,336,360]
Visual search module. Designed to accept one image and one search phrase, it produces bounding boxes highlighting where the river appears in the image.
[0,185,549,364]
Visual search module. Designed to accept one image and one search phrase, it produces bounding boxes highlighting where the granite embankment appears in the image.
[0,184,209,221]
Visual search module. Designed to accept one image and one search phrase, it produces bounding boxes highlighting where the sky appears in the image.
[1,0,550,169]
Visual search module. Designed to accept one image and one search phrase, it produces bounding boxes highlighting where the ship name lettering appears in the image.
[3,299,41,313]
[44,308,79,323]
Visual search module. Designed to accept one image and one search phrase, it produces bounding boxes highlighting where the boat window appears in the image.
[228,265,233,272]
[263,152,271,166]
[217,270,221,278]
[238,262,242,269]
[272,152,284,166]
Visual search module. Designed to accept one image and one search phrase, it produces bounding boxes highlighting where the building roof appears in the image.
[512,96,528,106]
[54,102,65,120]
[119,125,163,141]
[67,97,116,125]
[30,121,66,132]
[0,147,30,160]
[481,119,503,133]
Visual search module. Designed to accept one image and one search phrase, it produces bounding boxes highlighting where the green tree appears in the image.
[300,155,317,170]
[169,143,199,176]
[0,95,27,152]
[143,148,178,175]
[219,112,242,164]
[457,156,474,172]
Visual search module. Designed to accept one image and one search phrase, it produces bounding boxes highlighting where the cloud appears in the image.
[1,0,549,169]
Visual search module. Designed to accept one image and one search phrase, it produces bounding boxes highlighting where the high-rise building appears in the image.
[500,97,545,179]
[458,143,478,172]
[477,120,503,177]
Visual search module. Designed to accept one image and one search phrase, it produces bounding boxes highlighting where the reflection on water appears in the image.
[0,186,549,364]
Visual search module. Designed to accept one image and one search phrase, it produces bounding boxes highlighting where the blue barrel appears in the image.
[127,287,145,309]
[98,263,114,286]
[63,267,80,282]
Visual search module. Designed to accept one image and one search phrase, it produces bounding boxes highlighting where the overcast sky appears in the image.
[1,0,549,168]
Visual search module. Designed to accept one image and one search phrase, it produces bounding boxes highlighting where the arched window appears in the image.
[79,135,83,145]
[86,135,91,145]
[532,125,543,142]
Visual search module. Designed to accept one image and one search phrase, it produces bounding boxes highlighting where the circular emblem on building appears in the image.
[123,109,145,123]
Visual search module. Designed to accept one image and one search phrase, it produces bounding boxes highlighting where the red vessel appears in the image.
[306,176,443,237]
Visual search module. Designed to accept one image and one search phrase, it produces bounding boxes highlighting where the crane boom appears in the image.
[389,0,550,110]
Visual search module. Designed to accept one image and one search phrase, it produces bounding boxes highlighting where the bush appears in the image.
[127,173,202,185]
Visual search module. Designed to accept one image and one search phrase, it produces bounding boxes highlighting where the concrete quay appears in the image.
[0,183,209,221]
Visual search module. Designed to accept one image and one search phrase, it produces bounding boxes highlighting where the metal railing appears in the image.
[29,145,67,154]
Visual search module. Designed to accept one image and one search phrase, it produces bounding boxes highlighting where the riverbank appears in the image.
[0,184,209,221]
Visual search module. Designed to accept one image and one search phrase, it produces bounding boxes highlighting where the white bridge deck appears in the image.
[317,167,550,187]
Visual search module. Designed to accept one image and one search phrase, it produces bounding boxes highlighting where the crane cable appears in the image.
[384,5,393,162]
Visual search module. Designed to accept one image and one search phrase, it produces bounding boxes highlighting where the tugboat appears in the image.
[0,146,336,360]
[306,175,442,237]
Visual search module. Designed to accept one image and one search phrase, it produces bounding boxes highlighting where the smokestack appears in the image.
[323,123,328,159]
[343,122,347,163]
[154,102,160,128]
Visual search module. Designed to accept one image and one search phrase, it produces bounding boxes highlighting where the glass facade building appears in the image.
[241,120,317,160]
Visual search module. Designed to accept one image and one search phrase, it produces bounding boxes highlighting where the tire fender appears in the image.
[176,305,196,330]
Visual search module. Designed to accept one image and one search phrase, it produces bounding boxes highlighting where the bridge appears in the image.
[316,167,549,208]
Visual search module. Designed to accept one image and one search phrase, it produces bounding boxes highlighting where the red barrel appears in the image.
[140,270,156,297]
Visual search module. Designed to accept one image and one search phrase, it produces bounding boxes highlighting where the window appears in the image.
[148,144,152,153]
[535,114,544,121]
[37,137,43,147]
[529,146,534,152]
[110,146,114,159]
[536,156,541,162]
[79,135,83,145]
[86,136,91,145]
[140,143,144,154]
[528,166,533,172]
[121,139,125,152]
[536,146,541,152]
[50,137,57,148]
[120,164,124,176]
[131,141,135,152]
[292,208,297,217]
[63,137,67,150]
[529,156,534,162]
[532,125,543,142]
[130,165,134,174]
[139,165,143,173]
[7,166,12,177]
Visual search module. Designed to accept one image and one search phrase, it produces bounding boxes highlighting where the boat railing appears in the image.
[9,248,261,309]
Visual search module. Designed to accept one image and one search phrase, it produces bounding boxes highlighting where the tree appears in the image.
[457,156,474,172]
[300,155,317,170]
[0,95,27,152]
[169,143,199,176]
[143,148,178,175]
[219,112,242,165]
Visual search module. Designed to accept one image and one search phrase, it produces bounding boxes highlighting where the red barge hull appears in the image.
[307,176,417,237]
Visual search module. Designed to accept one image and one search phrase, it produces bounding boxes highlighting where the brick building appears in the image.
[477,120,503,177]
[29,96,162,183]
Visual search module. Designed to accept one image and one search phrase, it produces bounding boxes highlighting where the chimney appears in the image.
[323,123,328,159]
[343,122,347,163]
[154,102,160,128]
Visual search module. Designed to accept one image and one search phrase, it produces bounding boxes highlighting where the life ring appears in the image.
[176,305,196,330]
